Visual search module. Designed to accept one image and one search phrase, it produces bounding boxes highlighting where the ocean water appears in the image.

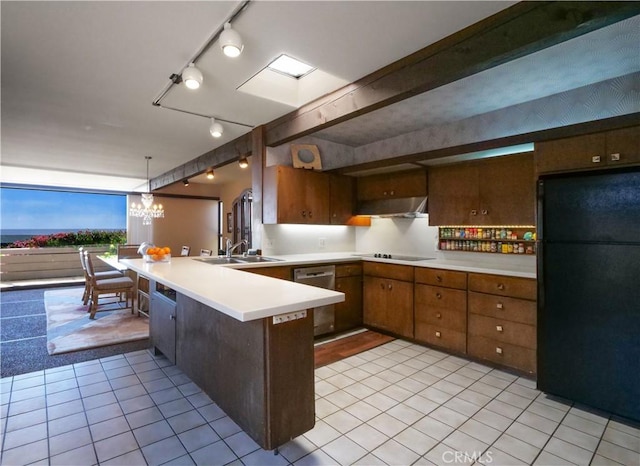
[1,229,122,244]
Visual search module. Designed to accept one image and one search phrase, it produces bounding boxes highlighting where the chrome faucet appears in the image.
[225,238,248,258]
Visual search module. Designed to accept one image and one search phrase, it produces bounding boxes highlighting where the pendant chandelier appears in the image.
[129,156,165,225]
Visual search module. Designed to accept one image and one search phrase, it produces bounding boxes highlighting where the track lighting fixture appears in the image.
[182,63,203,90]
[183,179,190,186]
[206,169,215,179]
[238,157,249,169]
[220,22,244,58]
[209,118,223,138]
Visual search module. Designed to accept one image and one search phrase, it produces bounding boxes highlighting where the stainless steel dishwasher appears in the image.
[293,265,336,336]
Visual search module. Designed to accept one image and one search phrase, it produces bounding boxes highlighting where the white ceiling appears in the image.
[1,0,516,191]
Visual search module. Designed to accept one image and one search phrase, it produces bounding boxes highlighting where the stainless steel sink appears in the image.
[195,256,282,265]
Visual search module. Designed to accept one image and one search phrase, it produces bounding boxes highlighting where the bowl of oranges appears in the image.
[143,246,171,263]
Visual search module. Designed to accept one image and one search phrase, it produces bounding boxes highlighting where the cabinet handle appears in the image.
[380,283,385,290]
[383,191,388,196]
[497,283,505,290]
[481,209,488,215]
[308,211,313,218]
[435,331,441,338]
[436,292,442,299]
[170,314,175,320]
[592,155,601,163]
[470,210,477,216]
[337,284,342,290]
[610,153,621,162]
[436,275,442,282]
[301,210,307,217]
[496,347,503,354]
[436,312,442,319]
[496,302,504,310]
[390,190,395,196]
[496,325,503,332]
[388,284,393,290]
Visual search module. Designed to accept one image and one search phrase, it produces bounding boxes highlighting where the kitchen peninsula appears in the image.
[121,257,345,451]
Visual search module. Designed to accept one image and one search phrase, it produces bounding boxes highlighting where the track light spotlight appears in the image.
[183,179,190,186]
[238,157,249,169]
[220,22,243,58]
[210,118,223,138]
[206,169,215,179]
[182,63,203,90]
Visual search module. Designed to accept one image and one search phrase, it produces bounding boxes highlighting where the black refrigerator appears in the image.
[537,168,640,422]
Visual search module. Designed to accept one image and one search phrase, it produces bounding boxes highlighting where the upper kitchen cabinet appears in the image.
[428,153,535,226]
[357,170,427,201]
[329,174,355,225]
[263,165,330,224]
[535,126,640,174]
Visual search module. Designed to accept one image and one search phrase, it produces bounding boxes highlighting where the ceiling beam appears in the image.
[265,1,640,147]
[150,133,252,190]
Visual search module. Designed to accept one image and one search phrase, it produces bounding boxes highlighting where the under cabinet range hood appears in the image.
[356,196,428,218]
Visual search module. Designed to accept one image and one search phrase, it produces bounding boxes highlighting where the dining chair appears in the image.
[79,247,123,305]
[117,244,141,259]
[181,246,191,256]
[200,249,212,256]
[84,250,135,319]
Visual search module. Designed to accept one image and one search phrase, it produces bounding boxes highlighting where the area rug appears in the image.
[45,287,148,355]
[314,329,395,368]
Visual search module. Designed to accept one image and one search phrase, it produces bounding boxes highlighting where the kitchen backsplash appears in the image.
[262,217,535,269]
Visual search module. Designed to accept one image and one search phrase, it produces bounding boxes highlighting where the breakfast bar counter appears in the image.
[120,257,345,451]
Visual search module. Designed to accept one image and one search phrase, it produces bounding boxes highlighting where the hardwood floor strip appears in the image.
[314,330,394,368]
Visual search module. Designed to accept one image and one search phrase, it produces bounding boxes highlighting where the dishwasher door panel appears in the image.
[294,266,336,336]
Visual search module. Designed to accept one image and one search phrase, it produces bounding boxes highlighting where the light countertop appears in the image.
[120,252,535,323]
[120,257,345,323]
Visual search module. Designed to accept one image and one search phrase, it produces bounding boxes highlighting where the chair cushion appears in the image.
[95,271,123,279]
[94,277,134,291]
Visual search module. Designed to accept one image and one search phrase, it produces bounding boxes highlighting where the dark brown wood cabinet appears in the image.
[334,263,363,333]
[467,273,537,374]
[329,174,356,225]
[243,265,292,280]
[363,263,414,338]
[263,165,356,225]
[428,153,535,226]
[174,293,315,450]
[414,268,467,354]
[535,126,640,174]
[263,165,330,224]
[357,170,427,201]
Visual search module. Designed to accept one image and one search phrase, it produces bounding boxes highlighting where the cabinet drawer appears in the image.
[363,262,414,282]
[415,285,466,312]
[415,303,466,332]
[468,273,536,300]
[468,292,536,325]
[468,314,536,350]
[335,262,362,278]
[415,325,466,354]
[468,335,536,374]
[415,268,467,289]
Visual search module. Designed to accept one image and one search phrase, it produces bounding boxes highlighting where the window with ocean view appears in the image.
[0,187,127,247]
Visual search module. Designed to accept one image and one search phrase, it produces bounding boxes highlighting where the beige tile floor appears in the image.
[1,340,638,465]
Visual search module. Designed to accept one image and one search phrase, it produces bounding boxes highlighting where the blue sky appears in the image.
[0,188,127,230]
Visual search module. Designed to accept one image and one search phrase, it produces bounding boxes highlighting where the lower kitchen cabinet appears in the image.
[363,263,414,338]
[414,268,468,353]
[334,263,362,333]
[467,273,537,374]
[149,280,177,364]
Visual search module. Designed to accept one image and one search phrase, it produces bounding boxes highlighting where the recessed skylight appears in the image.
[268,54,315,78]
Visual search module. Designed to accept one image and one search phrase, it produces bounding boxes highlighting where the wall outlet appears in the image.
[318,237,326,249]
